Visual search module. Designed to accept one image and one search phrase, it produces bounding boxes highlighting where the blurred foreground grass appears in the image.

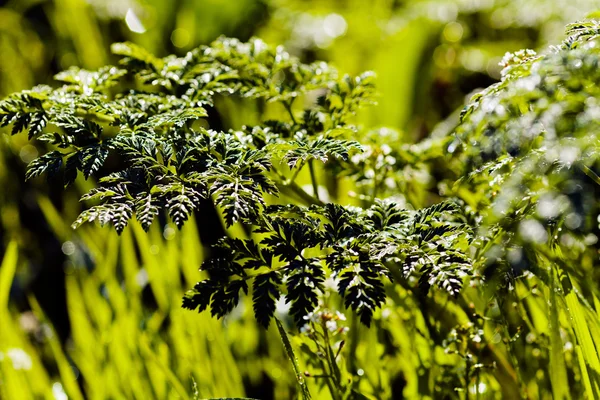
[0,204,255,399]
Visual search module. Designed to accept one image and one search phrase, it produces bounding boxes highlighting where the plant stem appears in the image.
[476,368,481,400]
[282,99,297,124]
[75,109,116,124]
[465,354,471,400]
[579,163,600,186]
[308,160,320,202]
[319,357,340,400]
[318,324,342,400]
[280,180,324,206]
[272,166,324,206]
[323,328,342,388]
[347,312,358,374]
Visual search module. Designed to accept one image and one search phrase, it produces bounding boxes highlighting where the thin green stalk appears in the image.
[579,163,600,186]
[549,263,570,400]
[347,312,359,374]
[280,180,324,206]
[275,319,312,400]
[323,328,342,388]
[75,109,116,124]
[320,336,341,400]
[272,165,323,206]
[387,262,522,398]
[319,357,340,400]
[475,369,481,400]
[282,99,298,124]
[495,293,528,397]
[465,354,471,400]
[308,160,320,202]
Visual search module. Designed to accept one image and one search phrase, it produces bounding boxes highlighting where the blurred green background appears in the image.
[2,0,600,399]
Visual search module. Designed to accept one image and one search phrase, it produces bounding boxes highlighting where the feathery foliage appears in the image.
[5,2,600,398]
[2,36,476,330]
[9,18,600,398]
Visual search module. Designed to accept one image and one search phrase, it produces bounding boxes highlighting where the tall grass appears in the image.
[0,197,275,399]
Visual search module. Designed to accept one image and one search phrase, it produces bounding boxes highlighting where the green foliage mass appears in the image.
[0,36,476,329]
[447,20,600,289]
[183,200,472,327]
[7,9,600,398]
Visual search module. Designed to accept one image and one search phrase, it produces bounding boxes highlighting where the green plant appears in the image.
[6,17,600,399]
[0,36,474,332]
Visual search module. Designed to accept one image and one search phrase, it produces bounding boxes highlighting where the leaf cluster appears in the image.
[183,200,473,327]
[2,35,477,329]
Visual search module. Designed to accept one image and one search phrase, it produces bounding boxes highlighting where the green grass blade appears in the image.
[275,318,312,400]
[563,275,600,398]
[28,296,85,400]
[131,221,169,311]
[0,240,18,308]
[37,196,69,241]
[549,271,570,400]
[139,334,191,400]
[576,345,595,398]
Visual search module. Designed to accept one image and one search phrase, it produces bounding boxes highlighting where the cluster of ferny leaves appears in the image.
[447,20,600,287]
[183,201,472,327]
[0,37,474,328]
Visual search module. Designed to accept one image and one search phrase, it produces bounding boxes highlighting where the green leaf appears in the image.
[252,271,282,328]
[111,42,162,71]
[283,136,362,169]
[0,241,18,309]
[72,202,134,234]
[80,144,109,179]
[134,193,160,231]
[25,151,63,180]
[148,108,208,129]
[563,275,600,398]
[28,112,47,139]
[182,281,218,314]
[549,268,570,400]
[54,66,127,92]
[286,260,324,325]
[338,261,386,327]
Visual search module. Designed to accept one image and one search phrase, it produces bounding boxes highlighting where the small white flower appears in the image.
[303,312,319,323]
[325,320,338,332]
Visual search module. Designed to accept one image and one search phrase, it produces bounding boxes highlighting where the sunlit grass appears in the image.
[0,199,252,399]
